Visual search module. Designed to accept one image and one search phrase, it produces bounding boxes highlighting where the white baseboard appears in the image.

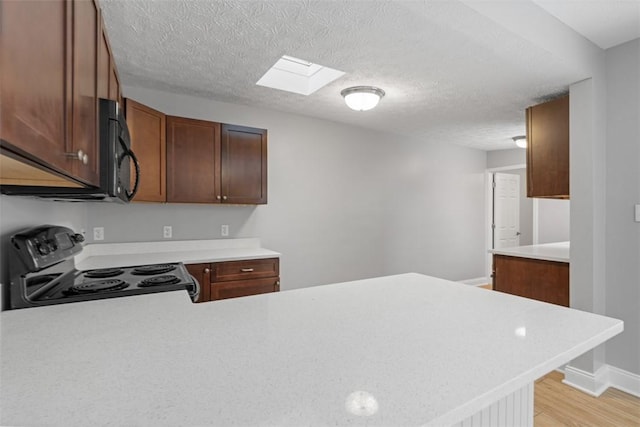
[459,277,489,286]
[608,365,640,397]
[563,364,640,398]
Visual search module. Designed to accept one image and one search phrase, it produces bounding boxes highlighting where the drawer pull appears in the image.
[240,268,254,273]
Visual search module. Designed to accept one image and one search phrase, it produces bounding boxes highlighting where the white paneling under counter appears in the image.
[74,238,280,270]
[0,273,621,426]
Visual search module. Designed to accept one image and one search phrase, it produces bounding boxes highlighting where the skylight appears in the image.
[256,55,345,96]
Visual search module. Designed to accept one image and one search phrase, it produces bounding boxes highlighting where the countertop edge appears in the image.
[74,239,280,270]
[426,319,623,426]
[488,242,570,263]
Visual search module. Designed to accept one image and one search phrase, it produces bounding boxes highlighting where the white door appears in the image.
[493,173,520,249]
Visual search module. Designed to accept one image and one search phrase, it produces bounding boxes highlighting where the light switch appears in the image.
[635,204,640,222]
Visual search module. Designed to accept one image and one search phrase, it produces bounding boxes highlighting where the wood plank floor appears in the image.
[535,371,640,426]
[476,284,640,425]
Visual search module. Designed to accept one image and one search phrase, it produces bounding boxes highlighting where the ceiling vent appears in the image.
[256,55,345,96]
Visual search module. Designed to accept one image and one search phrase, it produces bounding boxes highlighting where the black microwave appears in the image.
[1,99,140,202]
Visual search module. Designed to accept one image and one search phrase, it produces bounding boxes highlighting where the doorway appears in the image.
[493,172,521,249]
[484,164,533,279]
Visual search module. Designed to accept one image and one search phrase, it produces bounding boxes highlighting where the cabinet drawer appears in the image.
[211,277,280,300]
[212,258,279,282]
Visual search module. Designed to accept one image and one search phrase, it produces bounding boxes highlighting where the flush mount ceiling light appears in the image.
[513,136,527,148]
[340,86,385,111]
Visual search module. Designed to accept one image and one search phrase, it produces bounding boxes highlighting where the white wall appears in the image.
[83,86,487,289]
[569,71,608,374]
[603,39,640,375]
[382,138,487,280]
[486,148,525,169]
[536,199,570,244]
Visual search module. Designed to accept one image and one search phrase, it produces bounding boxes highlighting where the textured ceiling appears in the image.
[532,0,640,49]
[100,0,601,151]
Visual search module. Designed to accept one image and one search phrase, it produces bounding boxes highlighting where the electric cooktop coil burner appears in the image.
[67,279,129,294]
[84,268,125,278]
[131,264,176,275]
[138,275,181,287]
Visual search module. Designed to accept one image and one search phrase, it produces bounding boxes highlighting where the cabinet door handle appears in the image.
[216,195,221,200]
[66,149,88,164]
[222,195,228,201]
[204,268,210,273]
[240,268,254,273]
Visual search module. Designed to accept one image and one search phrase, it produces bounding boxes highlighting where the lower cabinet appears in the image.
[185,263,211,303]
[493,254,569,307]
[187,258,279,303]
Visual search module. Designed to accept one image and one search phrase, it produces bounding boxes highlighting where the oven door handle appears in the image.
[188,275,201,303]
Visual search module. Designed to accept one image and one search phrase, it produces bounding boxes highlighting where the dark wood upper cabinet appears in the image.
[70,0,100,185]
[221,125,268,205]
[0,0,73,178]
[126,101,269,205]
[526,95,569,199]
[97,16,111,101]
[125,99,166,202]
[98,11,121,103]
[109,58,122,106]
[166,116,221,203]
[0,0,122,188]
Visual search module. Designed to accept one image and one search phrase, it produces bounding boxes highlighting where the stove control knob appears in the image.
[46,240,58,252]
[36,242,50,256]
[70,233,85,243]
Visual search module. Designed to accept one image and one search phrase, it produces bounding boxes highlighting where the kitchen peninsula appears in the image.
[491,242,570,306]
[0,272,621,426]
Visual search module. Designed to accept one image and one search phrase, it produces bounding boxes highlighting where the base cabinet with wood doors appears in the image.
[492,254,569,307]
[526,95,569,199]
[188,258,279,302]
[0,0,122,188]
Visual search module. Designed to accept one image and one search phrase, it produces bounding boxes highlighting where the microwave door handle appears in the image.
[117,136,140,201]
[126,149,140,201]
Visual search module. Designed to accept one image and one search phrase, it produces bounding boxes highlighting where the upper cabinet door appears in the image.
[125,99,166,202]
[220,124,268,204]
[70,0,100,186]
[97,13,111,101]
[526,95,569,199]
[0,0,72,174]
[166,116,221,203]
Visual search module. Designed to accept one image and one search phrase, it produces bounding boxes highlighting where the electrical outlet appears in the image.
[93,227,104,241]
[163,226,172,239]
[221,224,229,237]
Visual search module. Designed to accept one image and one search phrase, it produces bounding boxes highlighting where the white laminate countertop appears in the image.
[74,237,280,270]
[0,273,621,426]
[489,241,570,262]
